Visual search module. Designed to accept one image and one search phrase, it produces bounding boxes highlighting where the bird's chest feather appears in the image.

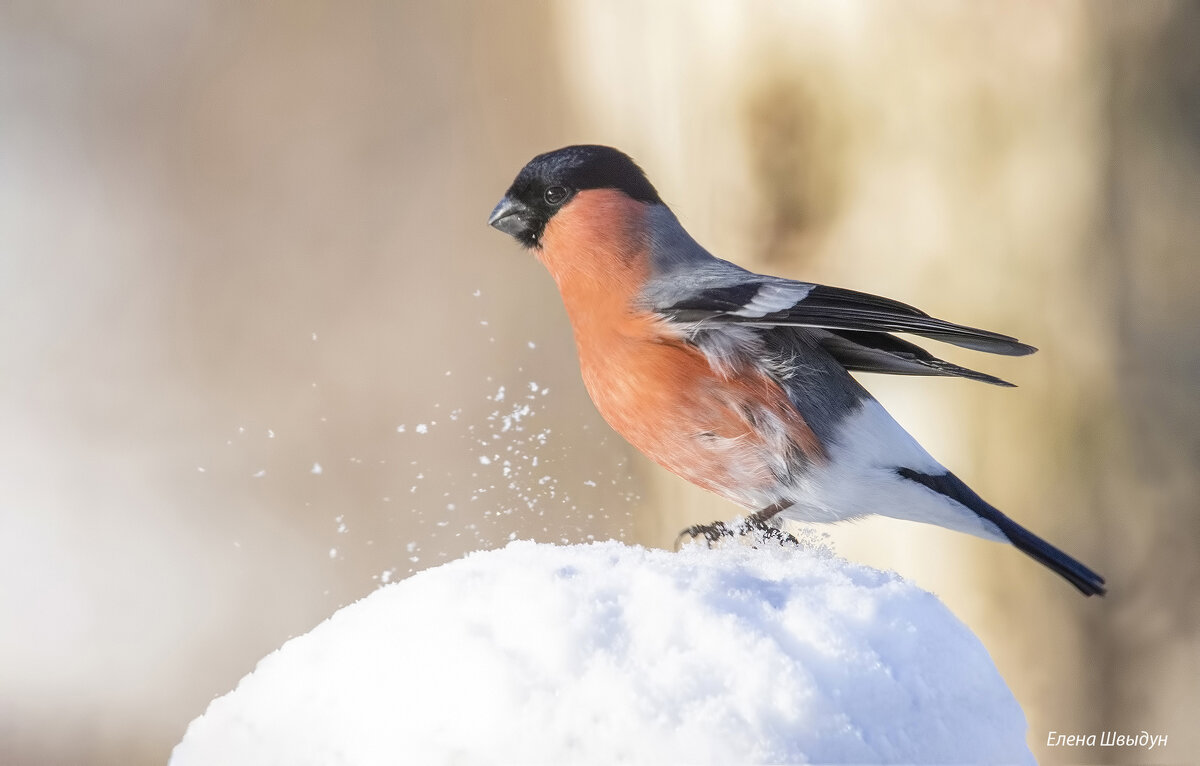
[572,314,819,505]
[537,191,821,505]
[575,323,817,505]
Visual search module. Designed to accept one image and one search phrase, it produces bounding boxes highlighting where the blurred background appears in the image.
[2,1,1197,763]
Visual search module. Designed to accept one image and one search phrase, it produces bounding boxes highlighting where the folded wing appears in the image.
[654,277,1034,387]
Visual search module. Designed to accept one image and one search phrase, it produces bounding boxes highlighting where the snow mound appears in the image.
[171,539,1031,765]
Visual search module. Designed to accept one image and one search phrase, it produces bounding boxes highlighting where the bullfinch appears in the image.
[488,144,1105,597]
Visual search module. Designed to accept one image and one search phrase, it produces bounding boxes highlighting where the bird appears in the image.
[488,144,1105,597]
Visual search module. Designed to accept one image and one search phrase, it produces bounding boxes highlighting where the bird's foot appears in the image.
[675,516,800,550]
[674,521,735,549]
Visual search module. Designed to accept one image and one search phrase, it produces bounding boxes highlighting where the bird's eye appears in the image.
[543,186,569,206]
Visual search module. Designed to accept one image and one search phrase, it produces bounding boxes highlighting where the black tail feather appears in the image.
[997,517,1107,597]
[896,467,1106,597]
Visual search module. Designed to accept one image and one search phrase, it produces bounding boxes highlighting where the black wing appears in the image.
[814,329,1016,387]
[661,281,1036,357]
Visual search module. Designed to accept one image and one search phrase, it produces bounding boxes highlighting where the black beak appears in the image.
[488,196,534,240]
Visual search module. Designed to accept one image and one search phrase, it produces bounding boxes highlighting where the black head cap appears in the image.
[488,145,661,248]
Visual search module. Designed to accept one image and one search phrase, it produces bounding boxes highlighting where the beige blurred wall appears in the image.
[1,2,1197,765]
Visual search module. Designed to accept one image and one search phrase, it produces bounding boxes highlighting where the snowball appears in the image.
[171,540,1031,765]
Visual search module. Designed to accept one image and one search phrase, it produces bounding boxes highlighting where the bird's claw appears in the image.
[675,521,735,549]
[675,517,800,550]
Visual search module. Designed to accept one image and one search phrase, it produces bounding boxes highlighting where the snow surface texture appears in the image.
[172,539,1032,765]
